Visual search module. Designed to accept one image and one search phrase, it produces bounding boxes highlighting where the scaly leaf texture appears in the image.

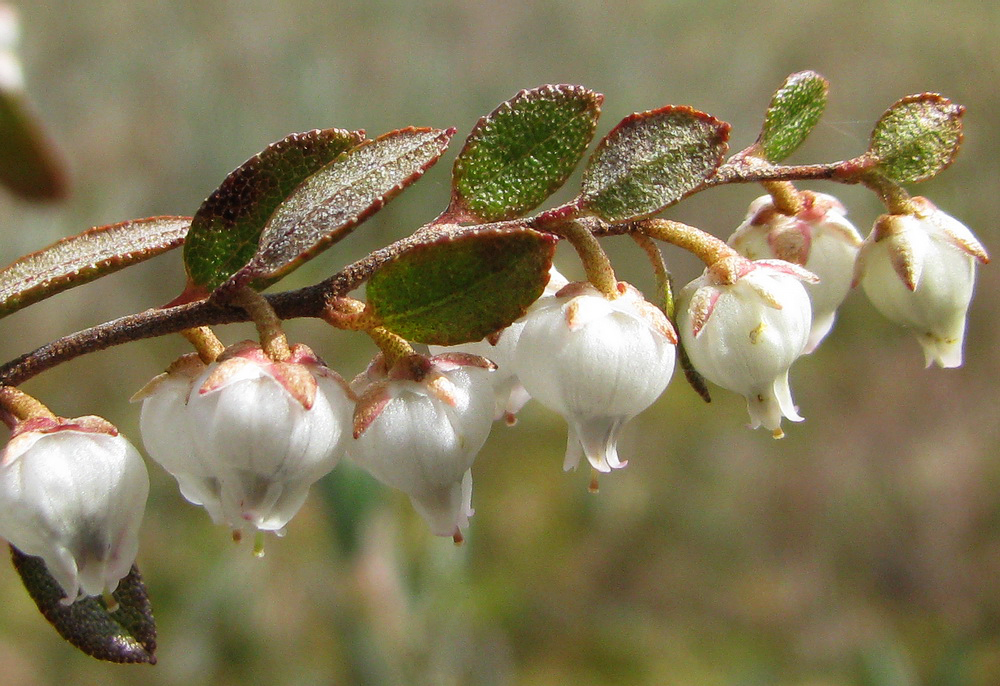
[756,71,829,163]
[366,226,556,346]
[234,127,455,291]
[0,216,190,319]
[448,85,603,222]
[580,106,730,223]
[11,546,157,664]
[183,128,364,294]
[869,93,964,184]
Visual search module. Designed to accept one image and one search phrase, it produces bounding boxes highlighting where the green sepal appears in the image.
[755,70,829,162]
[11,546,157,664]
[447,85,603,222]
[579,106,730,223]
[868,93,964,184]
[231,127,454,293]
[182,128,364,296]
[0,216,190,319]
[366,225,557,345]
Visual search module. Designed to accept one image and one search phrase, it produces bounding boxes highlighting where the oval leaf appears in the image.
[230,126,455,292]
[447,85,603,222]
[0,216,190,319]
[0,9,68,201]
[182,128,364,295]
[868,93,964,183]
[11,545,157,664]
[366,225,557,345]
[580,106,730,223]
[755,70,829,163]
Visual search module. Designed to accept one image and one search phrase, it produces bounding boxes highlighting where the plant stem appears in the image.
[555,220,619,299]
[180,327,224,363]
[367,327,415,368]
[761,180,804,215]
[232,287,291,362]
[636,218,738,268]
[630,233,673,318]
[0,386,55,426]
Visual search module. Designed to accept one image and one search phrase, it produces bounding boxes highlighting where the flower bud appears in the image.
[511,281,676,473]
[729,192,862,352]
[855,197,989,368]
[348,353,495,539]
[0,415,149,603]
[430,266,569,424]
[136,341,353,535]
[677,257,816,437]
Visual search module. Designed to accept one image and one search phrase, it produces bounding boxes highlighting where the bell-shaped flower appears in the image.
[729,191,862,352]
[136,341,353,536]
[854,197,989,368]
[677,257,817,437]
[429,266,569,424]
[0,415,149,604]
[511,281,677,473]
[348,353,495,540]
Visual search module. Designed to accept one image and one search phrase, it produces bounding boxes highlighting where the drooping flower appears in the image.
[676,256,816,437]
[729,191,862,352]
[429,266,569,424]
[0,415,149,604]
[136,341,353,536]
[855,197,989,368]
[348,353,495,540]
[511,281,676,473]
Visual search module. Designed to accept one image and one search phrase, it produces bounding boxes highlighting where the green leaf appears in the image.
[755,70,829,162]
[182,128,364,295]
[366,225,556,345]
[580,106,730,223]
[231,127,454,292]
[448,85,603,222]
[0,216,190,319]
[868,93,964,184]
[11,545,157,664]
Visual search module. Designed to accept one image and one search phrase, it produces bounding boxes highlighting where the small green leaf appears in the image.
[183,128,364,294]
[755,70,829,162]
[232,127,454,292]
[0,216,190,319]
[448,85,603,222]
[366,225,556,345]
[868,93,964,183]
[580,106,730,223]
[11,545,157,664]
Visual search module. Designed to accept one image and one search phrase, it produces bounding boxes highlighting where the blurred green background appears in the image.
[1,1,998,684]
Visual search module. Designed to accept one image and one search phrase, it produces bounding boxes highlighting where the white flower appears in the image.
[729,192,862,352]
[0,415,149,604]
[511,281,676,473]
[430,266,569,424]
[348,353,495,540]
[136,341,353,535]
[855,197,989,368]
[677,257,816,437]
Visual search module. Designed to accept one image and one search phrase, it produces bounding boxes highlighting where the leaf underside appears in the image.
[231,126,454,292]
[580,105,730,223]
[869,93,964,184]
[183,128,364,294]
[11,546,157,664]
[0,216,190,319]
[756,70,829,163]
[366,226,557,345]
[448,84,603,222]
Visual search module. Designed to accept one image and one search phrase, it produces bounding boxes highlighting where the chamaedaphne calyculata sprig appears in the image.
[0,68,987,663]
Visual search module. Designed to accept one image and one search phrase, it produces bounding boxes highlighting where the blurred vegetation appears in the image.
[0,1,998,684]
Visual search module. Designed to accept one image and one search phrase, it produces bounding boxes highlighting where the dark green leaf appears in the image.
[183,128,364,295]
[755,70,828,162]
[11,545,156,664]
[0,216,190,319]
[448,85,602,222]
[231,127,454,292]
[868,93,964,183]
[580,106,730,222]
[366,225,556,345]
[0,86,68,201]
